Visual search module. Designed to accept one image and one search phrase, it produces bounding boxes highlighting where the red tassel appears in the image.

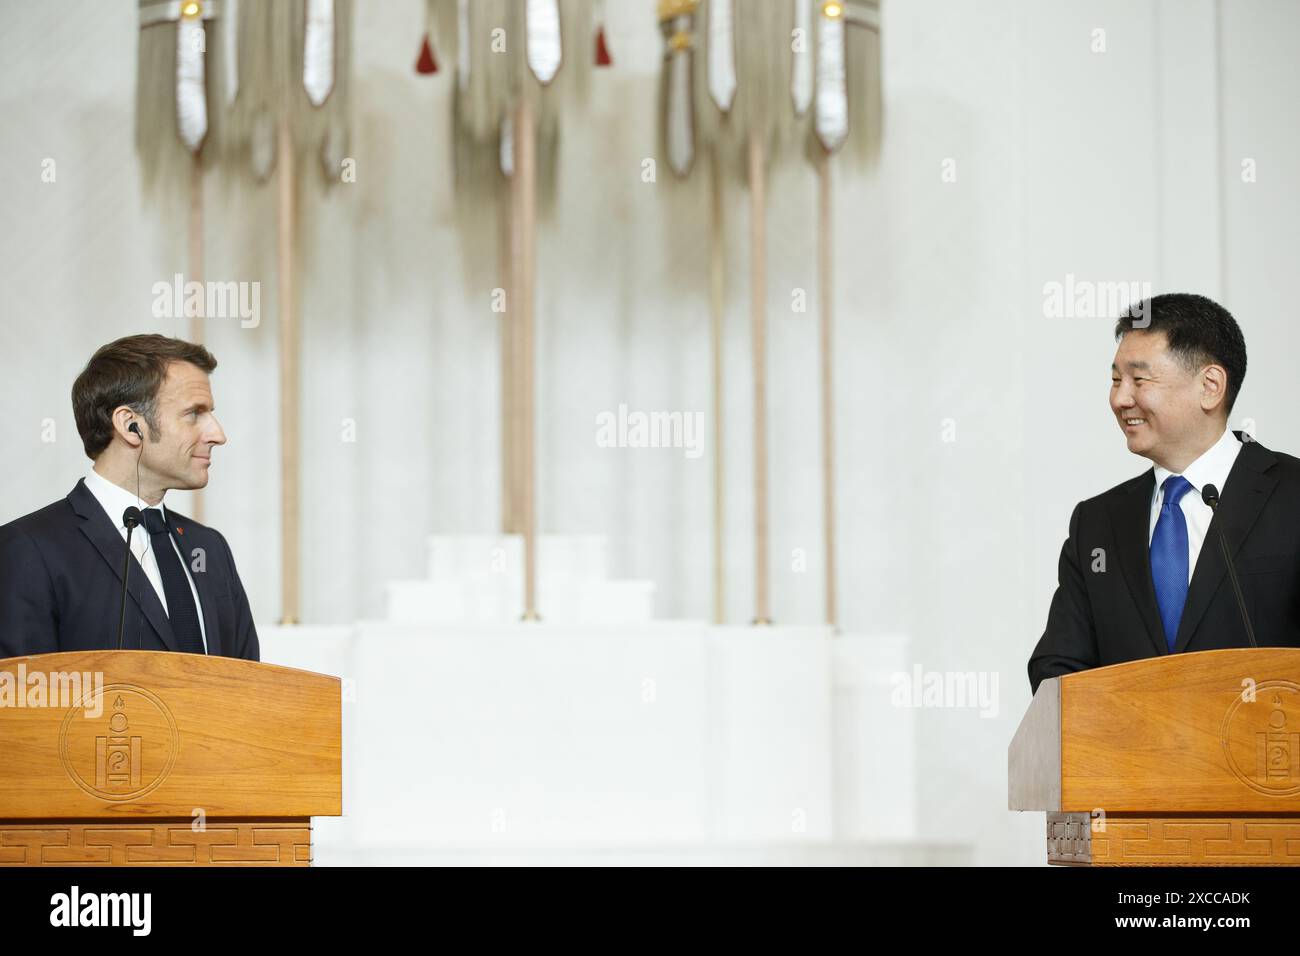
[415,33,439,75]
[594,26,612,67]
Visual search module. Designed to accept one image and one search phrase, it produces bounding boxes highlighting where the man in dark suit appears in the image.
[0,334,259,660]
[1028,293,1300,694]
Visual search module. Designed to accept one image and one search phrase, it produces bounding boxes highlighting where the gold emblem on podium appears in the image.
[1221,680,1300,796]
[58,684,179,802]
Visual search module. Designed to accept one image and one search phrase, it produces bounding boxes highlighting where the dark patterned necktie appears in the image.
[142,507,206,654]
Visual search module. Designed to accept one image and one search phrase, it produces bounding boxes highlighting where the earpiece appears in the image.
[128,422,141,438]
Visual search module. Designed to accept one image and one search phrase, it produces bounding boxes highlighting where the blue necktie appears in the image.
[1151,475,1193,652]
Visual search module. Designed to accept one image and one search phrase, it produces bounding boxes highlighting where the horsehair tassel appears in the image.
[415,32,439,74]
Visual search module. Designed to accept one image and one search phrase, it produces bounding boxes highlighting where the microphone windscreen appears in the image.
[122,506,142,529]
[1201,483,1220,507]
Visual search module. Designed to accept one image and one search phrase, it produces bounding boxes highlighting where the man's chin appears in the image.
[178,470,211,490]
[1125,434,1155,459]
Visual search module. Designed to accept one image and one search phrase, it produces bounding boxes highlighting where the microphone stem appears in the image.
[117,526,134,651]
[1210,501,1258,649]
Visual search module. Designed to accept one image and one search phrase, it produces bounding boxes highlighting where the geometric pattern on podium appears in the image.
[0,822,312,866]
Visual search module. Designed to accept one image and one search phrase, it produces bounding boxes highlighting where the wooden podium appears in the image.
[0,651,341,866]
[1010,648,1300,866]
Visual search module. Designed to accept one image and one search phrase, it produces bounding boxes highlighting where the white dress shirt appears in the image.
[1148,427,1243,585]
[83,465,208,652]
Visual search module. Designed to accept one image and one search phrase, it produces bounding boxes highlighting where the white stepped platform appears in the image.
[314,841,972,867]
[426,534,610,583]
[387,534,655,624]
[259,624,936,862]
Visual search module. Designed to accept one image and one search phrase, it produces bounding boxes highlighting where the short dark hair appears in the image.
[1114,293,1247,417]
[72,334,217,459]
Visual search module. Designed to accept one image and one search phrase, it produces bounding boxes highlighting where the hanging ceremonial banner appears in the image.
[791,0,814,117]
[814,0,847,151]
[228,0,353,183]
[526,0,563,85]
[175,5,209,151]
[303,0,336,106]
[425,0,592,211]
[658,0,699,178]
[706,0,736,113]
[137,0,228,176]
[814,0,882,160]
[732,0,795,154]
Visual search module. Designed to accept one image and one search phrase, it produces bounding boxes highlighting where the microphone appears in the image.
[116,506,142,651]
[1201,484,1258,649]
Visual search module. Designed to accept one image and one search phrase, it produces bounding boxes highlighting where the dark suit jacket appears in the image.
[1028,431,1300,694]
[0,478,259,660]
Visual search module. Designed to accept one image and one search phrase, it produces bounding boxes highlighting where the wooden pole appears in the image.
[516,95,539,621]
[818,149,837,631]
[710,149,726,625]
[277,119,300,625]
[188,152,206,525]
[749,131,770,626]
[499,184,519,534]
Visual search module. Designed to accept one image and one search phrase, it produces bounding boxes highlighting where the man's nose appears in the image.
[207,415,227,446]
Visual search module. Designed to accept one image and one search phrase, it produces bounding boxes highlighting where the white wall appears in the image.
[1,0,1296,865]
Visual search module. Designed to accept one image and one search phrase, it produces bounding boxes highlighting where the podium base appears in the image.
[1047,811,1300,866]
[0,818,312,866]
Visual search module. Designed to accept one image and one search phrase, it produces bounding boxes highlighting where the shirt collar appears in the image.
[1151,427,1242,502]
[83,464,168,531]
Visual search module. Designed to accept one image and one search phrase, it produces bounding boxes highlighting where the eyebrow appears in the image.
[184,402,212,414]
[1111,361,1152,371]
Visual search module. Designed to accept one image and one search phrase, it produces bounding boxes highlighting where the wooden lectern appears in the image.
[1010,648,1300,866]
[0,651,341,866]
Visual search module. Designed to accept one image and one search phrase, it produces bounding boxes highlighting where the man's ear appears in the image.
[111,407,143,446]
[1201,365,1228,413]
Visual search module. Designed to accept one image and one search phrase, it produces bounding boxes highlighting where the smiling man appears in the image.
[1028,293,1300,694]
[0,334,259,660]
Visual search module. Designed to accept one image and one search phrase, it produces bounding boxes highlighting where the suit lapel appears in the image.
[1173,435,1277,653]
[1107,470,1168,657]
[173,516,222,657]
[68,479,180,653]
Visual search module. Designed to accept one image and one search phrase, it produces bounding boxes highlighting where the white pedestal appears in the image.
[386,534,655,624]
[257,623,941,862]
